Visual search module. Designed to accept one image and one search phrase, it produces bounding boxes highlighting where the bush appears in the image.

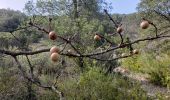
[121,52,170,88]
[121,53,151,73]
[149,55,170,87]
[0,60,28,100]
[59,67,150,100]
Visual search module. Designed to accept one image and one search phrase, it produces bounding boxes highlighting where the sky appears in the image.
[0,0,28,11]
[0,0,141,14]
[108,0,141,14]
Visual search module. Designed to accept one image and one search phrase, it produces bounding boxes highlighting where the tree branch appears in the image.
[1,34,169,62]
[12,56,64,100]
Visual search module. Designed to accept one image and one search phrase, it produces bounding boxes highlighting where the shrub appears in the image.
[149,55,170,87]
[59,67,150,100]
[121,52,170,88]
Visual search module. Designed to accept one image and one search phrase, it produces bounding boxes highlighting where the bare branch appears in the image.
[26,55,34,78]
[104,9,118,28]
[143,18,158,37]
[153,10,170,23]
[1,34,169,62]
[0,49,50,56]
[12,56,64,100]
[104,9,124,44]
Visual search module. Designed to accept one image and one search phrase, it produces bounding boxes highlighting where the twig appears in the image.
[143,18,158,37]
[104,9,124,44]
[153,10,170,23]
[1,34,170,61]
[104,9,118,28]
[12,56,64,99]
[26,55,34,78]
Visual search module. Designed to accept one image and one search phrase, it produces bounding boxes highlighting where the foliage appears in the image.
[0,57,28,100]
[0,9,26,32]
[59,67,150,100]
[122,52,170,88]
[118,0,169,89]
[0,0,170,99]
[149,54,170,87]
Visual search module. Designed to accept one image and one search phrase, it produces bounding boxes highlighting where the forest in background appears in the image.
[0,0,170,100]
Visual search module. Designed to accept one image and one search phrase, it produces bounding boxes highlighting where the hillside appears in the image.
[0,0,170,99]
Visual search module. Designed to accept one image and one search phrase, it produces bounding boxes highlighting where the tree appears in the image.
[137,0,170,53]
[137,0,170,22]
[0,9,26,32]
[0,0,170,99]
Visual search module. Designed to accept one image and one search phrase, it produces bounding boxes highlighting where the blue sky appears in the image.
[0,0,140,14]
[0,0,28,11]
[108,0,141,14]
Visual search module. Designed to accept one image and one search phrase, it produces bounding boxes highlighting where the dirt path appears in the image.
[113,67,170,98]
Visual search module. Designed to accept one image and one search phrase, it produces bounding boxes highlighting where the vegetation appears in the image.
[0,0,170,99]
[121,0,170,88]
